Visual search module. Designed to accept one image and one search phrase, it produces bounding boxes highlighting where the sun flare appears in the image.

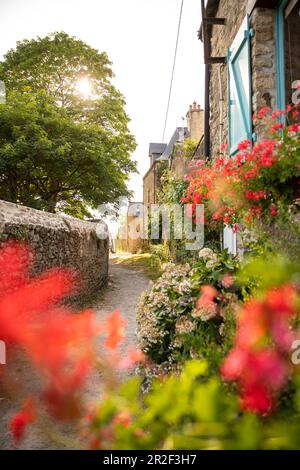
[75,77,93,99]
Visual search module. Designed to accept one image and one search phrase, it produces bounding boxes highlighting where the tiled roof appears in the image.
[158,127,188,160]
[149,143,167,156]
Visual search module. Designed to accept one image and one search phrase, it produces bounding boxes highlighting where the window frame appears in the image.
[227,15,253,156]
[275,0,300,110]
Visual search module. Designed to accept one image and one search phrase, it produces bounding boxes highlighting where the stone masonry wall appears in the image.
[172,156,188,178]
[0,200,109,302]
[251,8,277,121]
[209,1,277,153]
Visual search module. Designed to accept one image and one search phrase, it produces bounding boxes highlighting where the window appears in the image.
[277,0,300,108]
[227,16,252,156]
[285,0,300,104]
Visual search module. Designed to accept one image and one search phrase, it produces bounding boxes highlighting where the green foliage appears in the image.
[113,254,162,281]
[238,252,300,295]
[158,170,189,205]
[88,359,300,450]
[193,248,240,290]
[150,244,170,264]
[0,32,136,216]
[172,138,198,160]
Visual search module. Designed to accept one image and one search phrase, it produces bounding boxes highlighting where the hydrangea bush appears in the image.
[137,249,240,366]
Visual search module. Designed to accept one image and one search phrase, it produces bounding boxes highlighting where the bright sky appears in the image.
[0,0,205,201]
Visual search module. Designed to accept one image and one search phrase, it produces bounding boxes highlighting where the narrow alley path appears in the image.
[85,255,151,401]
[0,255,151,450]
[96,254,151,350]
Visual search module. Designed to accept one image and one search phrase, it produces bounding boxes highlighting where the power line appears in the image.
[162,0,184,143]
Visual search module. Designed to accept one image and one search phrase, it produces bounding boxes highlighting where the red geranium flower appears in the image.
[221,284,298,415]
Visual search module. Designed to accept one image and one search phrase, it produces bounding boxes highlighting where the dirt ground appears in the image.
[0,255,150,449]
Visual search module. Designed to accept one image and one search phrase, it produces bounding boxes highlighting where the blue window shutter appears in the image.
[228,16,252,156]
[275,0,289,110]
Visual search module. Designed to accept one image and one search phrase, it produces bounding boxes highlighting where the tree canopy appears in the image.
[0,32,136,216]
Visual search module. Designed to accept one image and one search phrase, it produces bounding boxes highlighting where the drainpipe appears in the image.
[204,19,211,159]
[204,63,210,158]
[153,163,156,204]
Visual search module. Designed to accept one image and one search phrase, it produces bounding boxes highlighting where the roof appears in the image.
[149,143,167,157]
[143,127,189,181]
[158,127,188,161]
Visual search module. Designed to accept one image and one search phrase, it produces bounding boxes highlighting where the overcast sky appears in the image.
[0,0,205,201]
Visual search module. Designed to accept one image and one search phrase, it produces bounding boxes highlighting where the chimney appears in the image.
[186,102,204,141]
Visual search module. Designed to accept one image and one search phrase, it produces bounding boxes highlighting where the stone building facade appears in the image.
[143,153,164,210]
[201,0,300,252]
[0,200,109,302]
[207,0,279,154]
[143,103,204,209]
[116,202,144,253]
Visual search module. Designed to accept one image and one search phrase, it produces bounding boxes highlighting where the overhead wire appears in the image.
[162,0,185,143]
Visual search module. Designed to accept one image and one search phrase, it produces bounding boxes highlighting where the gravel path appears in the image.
[0,256,150,449]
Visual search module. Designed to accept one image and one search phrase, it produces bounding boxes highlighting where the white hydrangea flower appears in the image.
[199,248,215,260]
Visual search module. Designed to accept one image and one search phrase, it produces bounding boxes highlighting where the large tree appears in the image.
[0,32,136,216]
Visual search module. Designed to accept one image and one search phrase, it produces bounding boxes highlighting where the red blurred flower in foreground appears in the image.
[103,310,127,350]
[221,284,298,415]
[10,398,36,445]
[0,242,99,431]
[0,242,144,443]
[118,347,145,370]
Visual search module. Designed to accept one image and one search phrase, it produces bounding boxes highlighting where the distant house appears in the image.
[199,0,300,253]
[116,202,144,254]
[143,103,204,210]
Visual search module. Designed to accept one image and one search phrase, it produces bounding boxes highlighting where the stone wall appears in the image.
[0,200,109,302]
[209,0,277,153]
[251,8,277,121]
[171,156,188,178]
